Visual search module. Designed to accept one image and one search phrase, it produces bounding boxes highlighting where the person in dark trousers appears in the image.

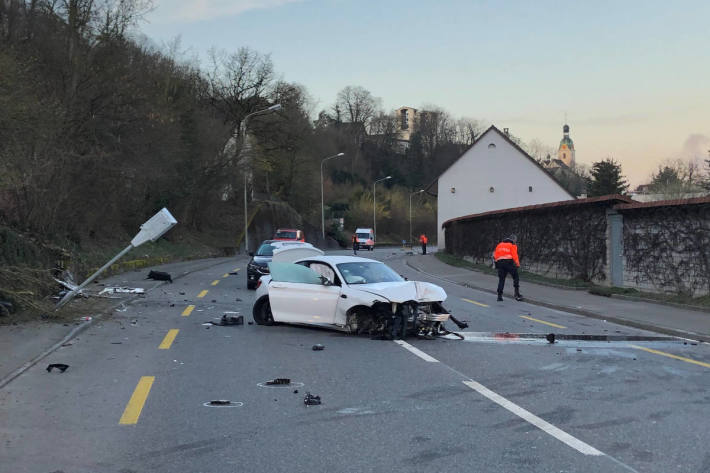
[419,234,428,255]
[493,234,523,301]
[352,233,358,255]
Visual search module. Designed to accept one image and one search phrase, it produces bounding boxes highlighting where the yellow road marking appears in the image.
[197,290,208,298]
[222,273,229,278]
[520,315,566,329]
[158,329,179,349]
[462,298,489,308]
[211,280,220,286]
[233,268,240,272]
[630,345,710,369]
[119,376,155,425]
[181,305,195,317]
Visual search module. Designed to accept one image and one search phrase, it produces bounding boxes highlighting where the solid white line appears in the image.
[462,380,604,456]
[393,340,439,362]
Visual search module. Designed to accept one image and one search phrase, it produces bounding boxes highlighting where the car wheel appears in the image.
[253,297,274,326]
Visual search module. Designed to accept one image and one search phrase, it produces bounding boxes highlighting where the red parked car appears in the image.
[273,228,305,242]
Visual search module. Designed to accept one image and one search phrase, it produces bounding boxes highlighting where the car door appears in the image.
[268,262,341,324]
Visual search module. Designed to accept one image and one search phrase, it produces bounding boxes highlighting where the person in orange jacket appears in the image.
[493,234,523,301]
[419,233,428,255]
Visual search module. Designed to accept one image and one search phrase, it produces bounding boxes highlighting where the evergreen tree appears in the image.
[587,158,629,196]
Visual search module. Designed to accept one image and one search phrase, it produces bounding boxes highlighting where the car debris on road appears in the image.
[147,270,172,283]
[46,364,69,373]
[304,392,321,406]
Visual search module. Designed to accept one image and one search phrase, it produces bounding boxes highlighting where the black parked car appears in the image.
[246,241,275,290]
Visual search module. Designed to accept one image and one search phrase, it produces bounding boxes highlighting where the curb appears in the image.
[404,258,709,344]
[0,256,237,390]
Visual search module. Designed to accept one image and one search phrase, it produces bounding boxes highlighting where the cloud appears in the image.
[152,0,303,23]
[680,133,710,160]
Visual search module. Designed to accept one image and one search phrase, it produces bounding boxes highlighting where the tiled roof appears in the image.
[442,194,633,228]
[614,195,710,210]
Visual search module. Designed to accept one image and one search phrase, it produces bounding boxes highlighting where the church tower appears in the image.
[557,123,575,167]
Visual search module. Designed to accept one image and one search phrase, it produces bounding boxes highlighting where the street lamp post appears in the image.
[240,104,281,253]
[373,175,392,241]
[409,189,424,247]
[320,152,345,240]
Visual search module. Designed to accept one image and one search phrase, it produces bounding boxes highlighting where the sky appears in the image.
[142,0,710,186]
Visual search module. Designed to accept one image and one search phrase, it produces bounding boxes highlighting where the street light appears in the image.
[240,103,281,253]
[409,189,424,247]
[373,175,391,241]
[320,152,345,239]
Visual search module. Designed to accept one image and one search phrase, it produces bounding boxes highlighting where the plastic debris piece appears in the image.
[293,389,299,394]
[304,392,321,406]
[80,316,93,322]
[46,363,69,373]
[147,270,172,283]
[209,400,231,406]
[312,344,325,351]
[265,378,291,385]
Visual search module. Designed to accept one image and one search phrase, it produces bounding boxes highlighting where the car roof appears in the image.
[298,255,381,265]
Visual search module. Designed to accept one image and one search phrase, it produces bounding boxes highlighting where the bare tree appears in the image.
[334,85,380,126]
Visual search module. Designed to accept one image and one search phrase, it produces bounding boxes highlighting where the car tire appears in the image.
[253,297,274,326]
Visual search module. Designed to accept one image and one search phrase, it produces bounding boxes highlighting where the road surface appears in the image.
[1,247,709,472]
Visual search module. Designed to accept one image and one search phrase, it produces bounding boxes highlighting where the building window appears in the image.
[489,187,495,193]
[529,186,533,192]
[400,109,408,130]
[488,143,496,149]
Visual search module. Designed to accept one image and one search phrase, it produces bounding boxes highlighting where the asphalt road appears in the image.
[2,247,710,473]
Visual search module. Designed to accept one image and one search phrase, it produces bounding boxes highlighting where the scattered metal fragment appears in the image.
[203,400,244,407]
[98,287,146,296]
[546,333,556,344]
[46,364,69,373]
[576,348,582,352]
[312,344,325,351]
[304,392,321,406]
[265,378,291,385]
[235,298,242,302]
[247,321,254,325]
[229,271,239,275]
[179,291,186,295]
[293,389,299,394]
[111,342,122,345]
[211,299,217,303]
[205,313,244,326]
[147,270,172,283]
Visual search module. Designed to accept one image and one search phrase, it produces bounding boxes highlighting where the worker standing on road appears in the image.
[493,234,523,301]
[352,233,358,255]
[419,233,428,255]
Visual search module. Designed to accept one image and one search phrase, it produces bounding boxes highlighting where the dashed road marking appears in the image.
[520,315,566,329]
[119,376,155,425]
[158,329,179,349]
[462,297,489,308]
[211,280,220,286]
[197,290,208,298]
[393,340,439,362]
[222,273,229,278]
[630,344,710,369]
[462,380,603,456]
[233,268,240,272]
[182,305,195,317]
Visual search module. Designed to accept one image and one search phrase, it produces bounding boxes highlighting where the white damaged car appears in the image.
[252,249,467,338]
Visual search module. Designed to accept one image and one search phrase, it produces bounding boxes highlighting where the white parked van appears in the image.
[355,228,375,251]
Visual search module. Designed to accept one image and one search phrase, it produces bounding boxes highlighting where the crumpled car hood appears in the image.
[353,281,446,303]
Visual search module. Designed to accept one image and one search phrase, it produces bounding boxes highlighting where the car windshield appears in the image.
[357,233,370,239]
[336,262,404,285]
[276,230,297,239]
[256,244,275,256]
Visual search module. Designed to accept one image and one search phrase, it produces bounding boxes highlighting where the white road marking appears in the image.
[393,340,439,362]
[393,340,605,459]
[462,380,603,456]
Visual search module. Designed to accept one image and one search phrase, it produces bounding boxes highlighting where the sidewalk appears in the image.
[406,253,710,343]
[0,256,239,389]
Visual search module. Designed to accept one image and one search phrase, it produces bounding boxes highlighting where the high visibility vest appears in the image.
[493,241,519,266]
[420,235,428,244]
